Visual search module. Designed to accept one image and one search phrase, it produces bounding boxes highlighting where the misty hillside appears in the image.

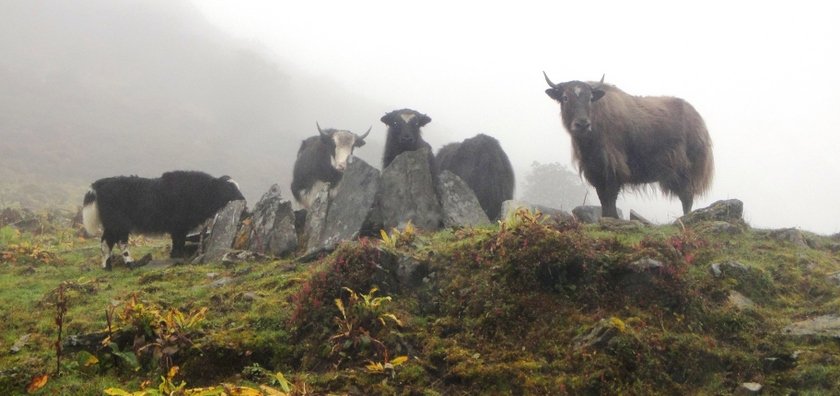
[0,0,387,208]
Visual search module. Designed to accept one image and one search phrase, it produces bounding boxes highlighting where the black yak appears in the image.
[380,108,434,169]
[291,123,370,208]
[436,134,515,220]
[82,171,245,269]
[543,73,713,218]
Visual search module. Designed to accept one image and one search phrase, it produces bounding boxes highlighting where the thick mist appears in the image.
[1,1,839,234]
[0,0,388,208]
[193,1,840,234]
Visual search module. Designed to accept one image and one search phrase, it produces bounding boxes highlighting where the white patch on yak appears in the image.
[400,112,416,123]
[100,240,110,268]
[226,178,241,191]
[82,198,101,236]
[118,241,135,266]
[331,130,356,171]
[574,86,582,97]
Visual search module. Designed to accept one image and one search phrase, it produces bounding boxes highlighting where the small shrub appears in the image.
[112,294,208,372]
[330,287,403,364]
[1,240,60,265]
[290,241,382,328]
[379,221,416,251]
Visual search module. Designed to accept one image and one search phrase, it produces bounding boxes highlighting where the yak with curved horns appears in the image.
[543,72,714,218]
[291,123,370,209]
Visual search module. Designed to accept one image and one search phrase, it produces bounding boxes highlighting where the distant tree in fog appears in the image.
[520,162,592,210]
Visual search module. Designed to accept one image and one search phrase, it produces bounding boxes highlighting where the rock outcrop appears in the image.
[377,148,442,231]
[244,184,297,257]
[317,158,381,250]
[201,200,246,263]
[437,171,490,228]
[679,199,744,225]
[303,183,331,256]
[782,315,840,339]
[573,205,623,223]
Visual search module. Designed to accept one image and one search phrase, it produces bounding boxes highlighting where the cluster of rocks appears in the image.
[192,157,838,299]
[497,197,747,232]
[196,147,687,262]
[194,148,493,261]
[192,158,769,263]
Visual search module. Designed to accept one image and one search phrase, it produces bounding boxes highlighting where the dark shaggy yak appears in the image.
[291,123,369,208]
[380,108,434,169]
[543,73,713,218]
[436,134,515,220]
[82,171,245,269]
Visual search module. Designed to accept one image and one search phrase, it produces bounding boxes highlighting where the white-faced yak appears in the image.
[291,123,370,209]
[543,73,714,218]
[82,171,245,269]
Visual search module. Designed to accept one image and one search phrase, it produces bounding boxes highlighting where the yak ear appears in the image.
[545,87,564,102]
[380,113,392,124]
[418,113,432,126]
[591,89,605,102]
[320,131,334,145]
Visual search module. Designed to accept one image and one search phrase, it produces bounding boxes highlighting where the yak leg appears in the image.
[170,231,187,258]
[100,230,133,269]
[99,238,114,270]
[596,184,621,219]
[117,238,135,268]
[678,191,694,215]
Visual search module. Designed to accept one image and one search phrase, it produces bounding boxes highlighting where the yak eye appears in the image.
[560,95,569,102]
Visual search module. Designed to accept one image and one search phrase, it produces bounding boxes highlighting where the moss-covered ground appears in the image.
[1,210,839,395]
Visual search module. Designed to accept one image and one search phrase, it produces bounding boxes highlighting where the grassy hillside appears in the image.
[1,209,839,395]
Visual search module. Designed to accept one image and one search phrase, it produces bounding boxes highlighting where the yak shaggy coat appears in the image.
[436,134,515,221]
[83,171,244,268]
[544,75,714,218]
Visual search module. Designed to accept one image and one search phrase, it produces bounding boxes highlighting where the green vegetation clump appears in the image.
[2,210,840,395]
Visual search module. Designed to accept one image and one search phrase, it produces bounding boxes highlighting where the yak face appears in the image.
[317,123,370,171]
[381,109,431,151]
[216,175,245,203]
[544,73,606,136]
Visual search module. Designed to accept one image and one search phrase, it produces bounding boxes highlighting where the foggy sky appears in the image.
[192,1,840,234]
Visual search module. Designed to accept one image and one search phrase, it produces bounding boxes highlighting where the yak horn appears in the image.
[543,71,558,88]
[316,122,327,137]
[358,126,371,140]
[592,74,605,88]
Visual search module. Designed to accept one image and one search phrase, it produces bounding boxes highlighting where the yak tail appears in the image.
[82,189,102,236]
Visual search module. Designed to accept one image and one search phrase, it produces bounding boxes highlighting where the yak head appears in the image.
[215,175,245,204]
[544,72,606,136]
[380,108,431,151]
[317,122,370,171]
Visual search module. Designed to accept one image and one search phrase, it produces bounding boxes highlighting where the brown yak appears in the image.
[543,73,713,218]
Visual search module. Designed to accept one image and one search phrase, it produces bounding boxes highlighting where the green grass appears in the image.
[1,215,840,395]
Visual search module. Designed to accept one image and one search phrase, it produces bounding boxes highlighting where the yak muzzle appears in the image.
[399,135,416,145]
[572,118,592,133]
